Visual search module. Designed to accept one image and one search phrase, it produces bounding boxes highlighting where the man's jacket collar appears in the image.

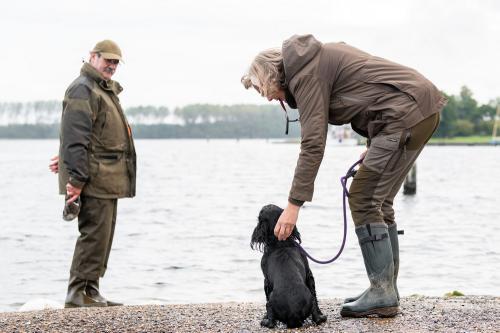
[81,63,123,95]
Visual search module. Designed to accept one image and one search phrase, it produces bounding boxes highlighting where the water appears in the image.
[0,139,499,312]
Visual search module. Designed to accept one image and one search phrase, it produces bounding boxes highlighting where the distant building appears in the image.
[328,124,360,146]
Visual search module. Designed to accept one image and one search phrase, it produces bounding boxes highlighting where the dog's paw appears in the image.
[313,313,327,325]
[260,318,276,328]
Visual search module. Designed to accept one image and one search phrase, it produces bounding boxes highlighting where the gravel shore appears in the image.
[0,296,498,332]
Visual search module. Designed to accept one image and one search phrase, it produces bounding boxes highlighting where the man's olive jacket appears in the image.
[282,34,447,203]
[58,63,136,199]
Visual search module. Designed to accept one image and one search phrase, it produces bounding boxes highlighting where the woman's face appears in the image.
[253,84,286,102]
[266,88,286,102]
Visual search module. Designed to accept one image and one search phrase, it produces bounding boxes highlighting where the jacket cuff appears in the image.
[288,197,305,207]
[68,176,86,189]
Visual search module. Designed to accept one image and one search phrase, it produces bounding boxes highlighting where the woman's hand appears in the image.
[274,202,300,241]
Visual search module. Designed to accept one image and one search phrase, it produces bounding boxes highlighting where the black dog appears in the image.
[251,204,327,328]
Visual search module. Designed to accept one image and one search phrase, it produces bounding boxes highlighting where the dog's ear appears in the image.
[251,204,286,251]
[250,211,270,252]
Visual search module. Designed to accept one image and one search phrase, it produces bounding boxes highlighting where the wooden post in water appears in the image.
[492,104,500,144]
[403,163,417,195]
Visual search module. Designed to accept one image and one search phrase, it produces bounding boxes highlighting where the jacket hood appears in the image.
[282,34,322,84]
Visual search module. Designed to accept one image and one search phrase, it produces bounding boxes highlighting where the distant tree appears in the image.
[477,103,496,121]
[435,92,458,137]
[0,91,499,138]
[453,119,475,136]
[457,86,483,131]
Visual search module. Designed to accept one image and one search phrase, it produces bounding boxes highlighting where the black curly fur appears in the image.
[250,204,327,329]
[251,204,301,252]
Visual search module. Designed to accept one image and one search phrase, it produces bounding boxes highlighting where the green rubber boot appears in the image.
[340,223,399,317]
[343,223,401,304]
[342,287,367,304]
[388,223,400,301]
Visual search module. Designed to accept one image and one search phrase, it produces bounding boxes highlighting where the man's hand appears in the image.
[66,183,82,204]
[274,202,300,241]
[49,156,59,173]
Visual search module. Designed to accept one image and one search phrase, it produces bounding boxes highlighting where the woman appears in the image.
[242,34,446,317]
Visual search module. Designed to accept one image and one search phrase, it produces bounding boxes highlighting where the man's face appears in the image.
[89,52,119,80]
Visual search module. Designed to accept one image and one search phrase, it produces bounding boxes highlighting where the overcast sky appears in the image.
[1,0,498,109]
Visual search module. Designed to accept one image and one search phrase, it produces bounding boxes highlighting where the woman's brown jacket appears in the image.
[282,34,447,203]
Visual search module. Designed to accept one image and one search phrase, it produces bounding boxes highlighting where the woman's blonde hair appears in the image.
[241,48,283,98]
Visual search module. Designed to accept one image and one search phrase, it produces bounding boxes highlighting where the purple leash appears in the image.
[295,158,363,264]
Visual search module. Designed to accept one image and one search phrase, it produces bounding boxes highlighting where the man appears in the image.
[53,39,136,308]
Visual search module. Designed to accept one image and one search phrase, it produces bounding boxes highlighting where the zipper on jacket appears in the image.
[110,94,135,196]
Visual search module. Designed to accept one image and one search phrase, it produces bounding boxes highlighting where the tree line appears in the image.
[436,86,498,137]
[0,86,497,139]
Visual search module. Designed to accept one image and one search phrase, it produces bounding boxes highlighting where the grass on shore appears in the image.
[279,136,498,145]
[429,136,498,144]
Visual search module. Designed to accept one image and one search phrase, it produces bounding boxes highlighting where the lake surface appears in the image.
[0,139,499,312]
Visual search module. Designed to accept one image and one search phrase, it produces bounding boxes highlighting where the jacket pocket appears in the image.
[364,79,419,105]
[88,153,128,195]
[332,94,373,108]
[93,108,107,138]
[330,94,375,125]
[363,132,403,174]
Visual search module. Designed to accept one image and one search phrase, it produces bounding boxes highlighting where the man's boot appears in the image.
[64,276,107,308]
[340,223,399,317]
[343,223,402,304]
[89,279,123,307]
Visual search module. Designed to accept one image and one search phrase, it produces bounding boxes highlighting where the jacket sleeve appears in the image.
[61,84,96,188]
[288,75,329,203]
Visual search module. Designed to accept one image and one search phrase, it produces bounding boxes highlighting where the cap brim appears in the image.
[100,52,122,61]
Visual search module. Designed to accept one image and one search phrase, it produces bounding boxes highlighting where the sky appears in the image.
[0,0,499,109]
